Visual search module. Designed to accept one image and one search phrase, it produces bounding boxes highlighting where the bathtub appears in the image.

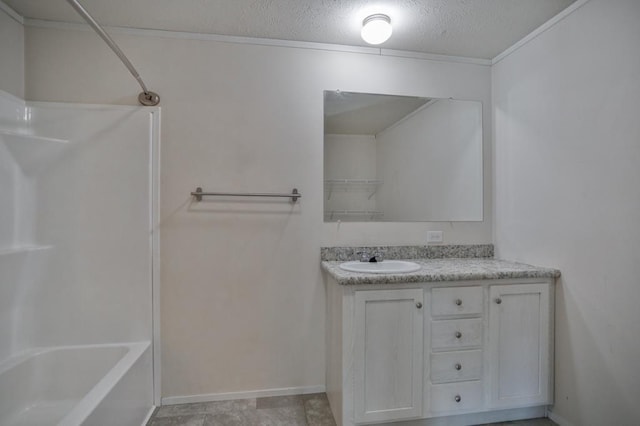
[0,342,153,426]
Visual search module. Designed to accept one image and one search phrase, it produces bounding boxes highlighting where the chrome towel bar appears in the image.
[191,187,301,203]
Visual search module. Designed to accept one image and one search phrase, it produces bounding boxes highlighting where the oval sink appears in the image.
[339,260,421,274]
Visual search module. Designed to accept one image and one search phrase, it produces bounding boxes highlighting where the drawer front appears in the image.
[431,319,482,350]
[431,286,483,317]
[430,381,483,412]
[430,350,482,384]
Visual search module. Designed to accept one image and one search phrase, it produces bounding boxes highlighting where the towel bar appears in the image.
[191,187,301,203]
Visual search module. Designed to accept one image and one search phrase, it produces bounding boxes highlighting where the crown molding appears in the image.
[0,0,23,24]
[24,17,491,66]
[492,0,591,65]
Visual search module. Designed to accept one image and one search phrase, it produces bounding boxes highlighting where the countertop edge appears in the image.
[321,259,561,286]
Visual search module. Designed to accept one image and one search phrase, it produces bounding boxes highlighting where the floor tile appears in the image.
[302,394,336,426]
[484,419,558,426]
[256,406,307,426]
[146,398,556,426]
[203,410,259,426]
[256,395,304,409]
[148,413,206,426]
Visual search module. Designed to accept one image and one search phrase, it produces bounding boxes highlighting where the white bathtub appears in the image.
[0,342,153,426]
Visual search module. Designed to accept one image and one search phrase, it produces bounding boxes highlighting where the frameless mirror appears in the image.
[324,91,483,222]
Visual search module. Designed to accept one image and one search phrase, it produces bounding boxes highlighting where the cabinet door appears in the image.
[354,288,424,423]
[489,283,551,408]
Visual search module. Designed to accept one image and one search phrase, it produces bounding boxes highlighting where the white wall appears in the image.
[377,99,483,221]
[0,7,24,98]
[492,0,640,424]
[23,26,492,400]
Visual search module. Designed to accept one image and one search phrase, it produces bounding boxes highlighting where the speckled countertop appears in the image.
[322,258,561,285]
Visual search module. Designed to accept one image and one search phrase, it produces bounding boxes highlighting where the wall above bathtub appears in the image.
[0,7,24,98]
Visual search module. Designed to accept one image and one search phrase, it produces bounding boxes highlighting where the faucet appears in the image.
[356,250,384,263]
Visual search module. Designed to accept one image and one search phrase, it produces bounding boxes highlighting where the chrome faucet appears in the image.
[356,250,384,263]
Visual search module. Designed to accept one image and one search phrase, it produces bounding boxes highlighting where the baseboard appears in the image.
[383,406,547,426]
[547,408,574,426]
[161,385,326,406]
[140,405,156,426]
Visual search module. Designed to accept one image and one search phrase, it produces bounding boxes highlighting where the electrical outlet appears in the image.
[427,231,444,243]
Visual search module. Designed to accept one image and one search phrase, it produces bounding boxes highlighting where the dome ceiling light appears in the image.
[361,14,392,45]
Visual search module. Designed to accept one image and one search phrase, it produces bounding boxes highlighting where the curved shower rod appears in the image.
[66,0,160,106]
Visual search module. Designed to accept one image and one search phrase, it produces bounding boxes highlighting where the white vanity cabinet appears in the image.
[325,276,555,426]
[353,289,424,423]
[488,283,552,409]
[427,286,484,416]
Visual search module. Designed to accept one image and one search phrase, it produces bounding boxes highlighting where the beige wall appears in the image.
[0,7,24,98]
[24,26,491,399]
[493,0,640,424]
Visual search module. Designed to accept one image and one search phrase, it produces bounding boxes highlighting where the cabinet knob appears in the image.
[416,301,423,309]
[454,395,461,403]
[495,298,502,304]
[454,363,462,371]
[455,299,462,306]
[455,331,462,339]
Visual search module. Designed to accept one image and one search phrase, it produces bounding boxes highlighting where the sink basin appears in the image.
[339,260,421,274]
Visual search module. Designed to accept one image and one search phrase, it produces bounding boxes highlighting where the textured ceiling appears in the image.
[4,0,577,59]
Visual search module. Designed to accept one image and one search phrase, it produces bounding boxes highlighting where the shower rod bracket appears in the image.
[139,91,161,106]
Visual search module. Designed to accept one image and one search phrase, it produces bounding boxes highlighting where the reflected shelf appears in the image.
[324,179,383,200]
[324,210,384,221]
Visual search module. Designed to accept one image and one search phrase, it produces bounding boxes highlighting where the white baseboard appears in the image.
[140,405,156,426]
[161,385,326,406]
[547,408,574,426]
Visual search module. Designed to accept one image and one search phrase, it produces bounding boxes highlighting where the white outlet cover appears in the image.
[427,231,444,243]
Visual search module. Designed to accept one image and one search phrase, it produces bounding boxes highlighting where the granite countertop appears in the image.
[322,258,561,285]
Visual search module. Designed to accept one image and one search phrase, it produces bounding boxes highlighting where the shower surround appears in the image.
[0,90,159,425]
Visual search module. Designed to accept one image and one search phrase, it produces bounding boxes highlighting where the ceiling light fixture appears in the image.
[361,14,392,45]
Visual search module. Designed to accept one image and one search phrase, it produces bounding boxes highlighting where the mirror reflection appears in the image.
[324,91,483,222]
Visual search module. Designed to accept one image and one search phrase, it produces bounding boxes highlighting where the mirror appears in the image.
[324,91,483,222]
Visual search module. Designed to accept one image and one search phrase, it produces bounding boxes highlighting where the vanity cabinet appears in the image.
[325,277,554,426]
[353,289,424,423]
[428,286,484,415]
[488,283,551,408]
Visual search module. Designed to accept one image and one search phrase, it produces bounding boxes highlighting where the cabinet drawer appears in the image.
[430,381,483,412]
[430,350,482,384]
[431,319,482,350]
[431,286,483,317]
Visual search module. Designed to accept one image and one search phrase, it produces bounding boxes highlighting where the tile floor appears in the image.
[147,394,335,426]
[147,394,558,426]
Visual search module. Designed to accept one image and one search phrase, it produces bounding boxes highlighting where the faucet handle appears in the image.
[356,251,370,262]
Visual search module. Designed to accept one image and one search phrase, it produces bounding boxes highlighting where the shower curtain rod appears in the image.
[66,0,160,106]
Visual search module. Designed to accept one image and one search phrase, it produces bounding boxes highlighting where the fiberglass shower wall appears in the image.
[0,90,158,362]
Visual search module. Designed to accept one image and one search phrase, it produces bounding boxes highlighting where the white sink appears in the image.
[339,260,421,274]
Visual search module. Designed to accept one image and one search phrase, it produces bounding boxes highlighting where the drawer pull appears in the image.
[416,301,423,309]
[454,363,462,370]
[455,298,462,306]
[454,395,461,403]
[455,331,462,339]
[495,298,502,304]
